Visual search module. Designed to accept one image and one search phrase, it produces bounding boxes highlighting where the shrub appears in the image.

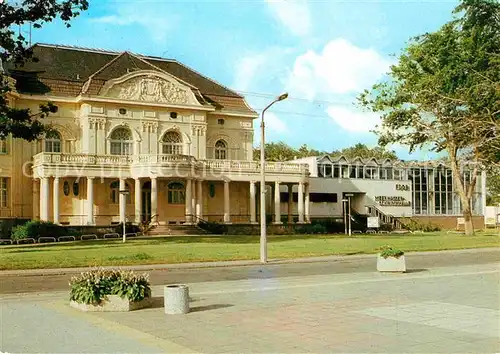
[11,224,29,240]
[10,220,65,241]
[198,220,228,234]
[311,224,327,234]
[378,223,395,232]
[402,219,441,232]
[114,222,141,235]
[0,218,30,239]
[379,245,405,259]
[69,268,151,305]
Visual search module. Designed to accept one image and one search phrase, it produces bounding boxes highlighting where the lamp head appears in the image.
[277,92,288,101]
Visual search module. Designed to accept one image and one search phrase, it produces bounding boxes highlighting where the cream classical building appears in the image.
[1,44,309,227]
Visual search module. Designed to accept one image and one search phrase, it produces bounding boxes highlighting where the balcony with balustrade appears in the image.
[31,152,309,183]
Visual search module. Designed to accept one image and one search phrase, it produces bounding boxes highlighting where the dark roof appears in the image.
[8,43,254,114]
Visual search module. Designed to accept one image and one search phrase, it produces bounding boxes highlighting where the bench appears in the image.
[124,232,138,238]
[0,239,13,245]
[58,235,76,242]
[38,237,57,243]
[377,231,390,234]
[104,233,120,239]
[17,238,36,244]
[80,234,98,240]
[366,230,377,234]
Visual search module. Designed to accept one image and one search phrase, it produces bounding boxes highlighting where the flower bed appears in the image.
[69,268,151,312]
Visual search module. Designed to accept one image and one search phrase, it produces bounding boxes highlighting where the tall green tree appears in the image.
[0,0,89,141]
[331,143,398,160]
[254,141,397,161]
[359,0,499,236]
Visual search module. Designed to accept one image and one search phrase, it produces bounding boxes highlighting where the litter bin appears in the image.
[164,284,189,314]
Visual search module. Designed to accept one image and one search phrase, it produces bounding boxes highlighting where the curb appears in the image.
[0,247,498,277]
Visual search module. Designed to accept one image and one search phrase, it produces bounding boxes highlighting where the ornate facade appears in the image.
[1,44,309,226]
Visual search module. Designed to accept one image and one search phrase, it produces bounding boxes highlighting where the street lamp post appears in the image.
[344,193,354,236]
[342,199,348,235]
[260,92,288,264]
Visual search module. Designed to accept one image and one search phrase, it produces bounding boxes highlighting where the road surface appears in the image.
[0,248,498,295]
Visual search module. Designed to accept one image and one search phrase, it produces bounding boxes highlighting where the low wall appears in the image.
[61,225,120,237]
[401,216,485,230]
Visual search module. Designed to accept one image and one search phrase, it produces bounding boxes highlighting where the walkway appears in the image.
[1,261,499,353]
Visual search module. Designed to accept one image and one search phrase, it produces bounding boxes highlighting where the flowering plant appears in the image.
[379,245,405,259]
[69,268,151,305]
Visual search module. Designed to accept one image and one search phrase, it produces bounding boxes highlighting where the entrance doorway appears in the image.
[142,181,152,222]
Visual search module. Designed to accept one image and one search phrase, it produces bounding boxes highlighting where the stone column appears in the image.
[223,180,231,224]
[87,177,94,225]
[151,177,158,219]
[298,182,304,223]
[196,180,203,220]
[40,177,49,221]
[274,181,282,224]
[185,178,193,224]
[53,177,60,224]
[250,181,256,224]
[287,184,293,223]
[305,183,311,223]
[135,178,142,224]
[119,178,126,224]
[191,180,197,222]
[33,179,39,220]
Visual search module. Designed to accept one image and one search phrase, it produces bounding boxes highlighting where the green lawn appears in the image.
[1,231,499,270]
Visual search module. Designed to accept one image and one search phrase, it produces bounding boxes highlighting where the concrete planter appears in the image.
[70,295,152,312]
[164,284,190,314]
[377,254,406,272]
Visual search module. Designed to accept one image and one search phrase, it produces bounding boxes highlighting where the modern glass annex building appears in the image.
[289,155,486,228]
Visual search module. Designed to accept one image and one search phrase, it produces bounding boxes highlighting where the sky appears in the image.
[23,0,459,160]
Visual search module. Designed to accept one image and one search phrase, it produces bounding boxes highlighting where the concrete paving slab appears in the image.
[1,261,499,353]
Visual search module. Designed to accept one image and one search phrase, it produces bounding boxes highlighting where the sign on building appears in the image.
[484,206,500,227]
[367,216,380,229]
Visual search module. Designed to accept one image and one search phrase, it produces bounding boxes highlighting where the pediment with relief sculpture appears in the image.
[99,70,201,106]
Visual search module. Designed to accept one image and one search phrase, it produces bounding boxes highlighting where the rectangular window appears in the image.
[0,138,7,154]
[349,166,356,179]
[341,165,349,178]
[386,167,393,180]
[310,193,338,203]
[366,167,378,179]
[333,165,340,178]
[0,178,8,208]
[317,165,325,177]
[357,166,364,179]
[324,164,332,178]
[393,169,401,180]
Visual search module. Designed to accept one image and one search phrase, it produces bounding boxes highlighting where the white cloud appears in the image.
[232,47,294,92]
[265,112,289,134]
[326,105,380,133]
[265,0,311,37]
[91,4,178,43]
[233,53,270,92]
[287,38,393,99]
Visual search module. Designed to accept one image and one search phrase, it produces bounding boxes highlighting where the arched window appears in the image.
[45,131,61,153]
[162,131,182,155]
[167,182,185,204]
[214,139,228,160]
[110,128,133,155]
[110,181,131,204]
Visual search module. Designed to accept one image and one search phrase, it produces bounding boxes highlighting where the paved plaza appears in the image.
[1,261,499,353]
